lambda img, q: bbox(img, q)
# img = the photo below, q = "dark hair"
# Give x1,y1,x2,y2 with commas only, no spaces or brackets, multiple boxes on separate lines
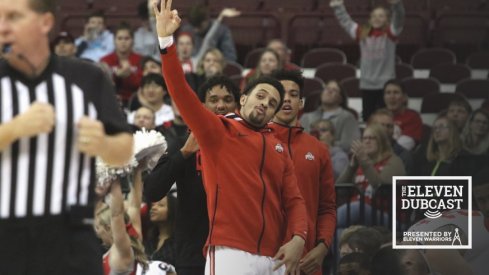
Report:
29,0,56,14
141,56,161,68
141,73,167,90
347,227,383,257
242,76,286,113
198,75,240,103
114,22,133,38
145,193,178,256
383,79,405,94
338,252,370,271
271,69,305,98
188,4,209,28
87,10,105,21
370,247,403,275
449,97,472,114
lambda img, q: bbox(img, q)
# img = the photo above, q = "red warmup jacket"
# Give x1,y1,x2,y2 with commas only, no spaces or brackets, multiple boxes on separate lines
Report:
161,44,307,257
100,52,142,102
270,123,336,252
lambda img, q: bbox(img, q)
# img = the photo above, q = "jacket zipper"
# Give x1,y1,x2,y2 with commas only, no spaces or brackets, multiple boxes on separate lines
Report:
287,128,293,158
208,184,219,243
257,134,267,254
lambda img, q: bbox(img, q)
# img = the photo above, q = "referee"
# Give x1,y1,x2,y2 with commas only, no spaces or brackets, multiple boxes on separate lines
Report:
0,0,133,275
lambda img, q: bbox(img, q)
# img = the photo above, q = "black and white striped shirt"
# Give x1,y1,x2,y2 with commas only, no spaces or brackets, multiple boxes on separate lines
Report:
0,56,131,220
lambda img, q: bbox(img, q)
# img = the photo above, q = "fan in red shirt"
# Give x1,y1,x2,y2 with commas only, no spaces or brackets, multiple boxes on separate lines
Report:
101,24,143,105
270,70,336,275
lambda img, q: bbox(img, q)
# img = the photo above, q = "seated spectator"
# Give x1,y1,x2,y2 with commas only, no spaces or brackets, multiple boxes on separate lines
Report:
301,80,361,152
180,4,237,61
144,194,177,265
128,74,174,127
383,79,422,150
101,24,143,106
345,227,383,258
267,39,300,71
311,119,349,180
337,124,406,227
369,108,413,175
399,249,431,275
370,247,403,275
338,225,366,258
52,31,76,57
177,8,240,74
131,106,156,132
75,11,114,62
134,1,159,60
338,253,371,275
185,48,226,91
128,56,163,112
412,114,476,176
446,97,472,133
242,48,282,88
461,109,489,155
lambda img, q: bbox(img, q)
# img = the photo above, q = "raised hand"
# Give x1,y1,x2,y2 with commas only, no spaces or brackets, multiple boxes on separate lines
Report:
218,8,241,20
329,0,344,7
152,0,181,37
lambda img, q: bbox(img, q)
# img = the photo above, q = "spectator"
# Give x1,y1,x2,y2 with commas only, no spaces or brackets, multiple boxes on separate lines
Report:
177,8,241,74
300,80,361,152
345,227,383,257
180,4,238,61
267,39,300,71
154,1,308,273
383,79,422,150
370,247,404,275
145,195,177,265
75,11,114,62
446,97,472,133
52,31,76,57
270,70,337,275
369,108,413,175
412,115,474,176
338,225,366,258
132,106,156,132
128,56,163,112
186,48,226,91
95,179,149,275
399,249,431,275
128,73,174,127
461,109,489,155
338,252,371,275
311,119,349,180
145,76,240,275
101,24,143,106
134,1,159,60
242,48,282,88
331,0,405,121
336,124,406,227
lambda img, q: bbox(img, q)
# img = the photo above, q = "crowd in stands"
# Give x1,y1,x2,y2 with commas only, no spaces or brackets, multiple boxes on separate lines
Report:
47,0,489,274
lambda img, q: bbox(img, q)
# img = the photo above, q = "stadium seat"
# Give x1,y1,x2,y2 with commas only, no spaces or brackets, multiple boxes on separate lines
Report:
467,51,489,79
301,48,347,68
244,48,265,68
303,78,325,98
229,75,243,89
402,77,440,98
396,63,414,80
429,63,471,92
421,93,465,124
455,79,489,99
262,0,313,11
223,62,243,77
411,48,456,70
208,0,261,12
303,89,322,113
340,77,361,98
315,63,357,83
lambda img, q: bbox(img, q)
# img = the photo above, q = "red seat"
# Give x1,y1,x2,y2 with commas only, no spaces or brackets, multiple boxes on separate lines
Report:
315,63,357,83
466,51,489,70
429,63,471,84
455,79,489,99
301,48,347,68
208,0,261,12
411,48,456,70
243,48,265,68
262,0,313,11
396,63,414,80
340,77,361,98
303,78,325,98
223,62,243,77
401,77,440,98
421,93,465,114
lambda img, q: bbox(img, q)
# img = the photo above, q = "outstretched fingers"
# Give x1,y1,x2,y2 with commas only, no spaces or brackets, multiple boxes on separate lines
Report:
165,0,172,11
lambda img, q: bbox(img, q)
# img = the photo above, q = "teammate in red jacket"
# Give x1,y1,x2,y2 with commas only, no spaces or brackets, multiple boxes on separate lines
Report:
270,70,336,275
152,1,308,274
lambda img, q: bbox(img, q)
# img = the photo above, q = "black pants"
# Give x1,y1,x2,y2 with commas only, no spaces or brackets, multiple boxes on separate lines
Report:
361,89,385,122
0,216,102,275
